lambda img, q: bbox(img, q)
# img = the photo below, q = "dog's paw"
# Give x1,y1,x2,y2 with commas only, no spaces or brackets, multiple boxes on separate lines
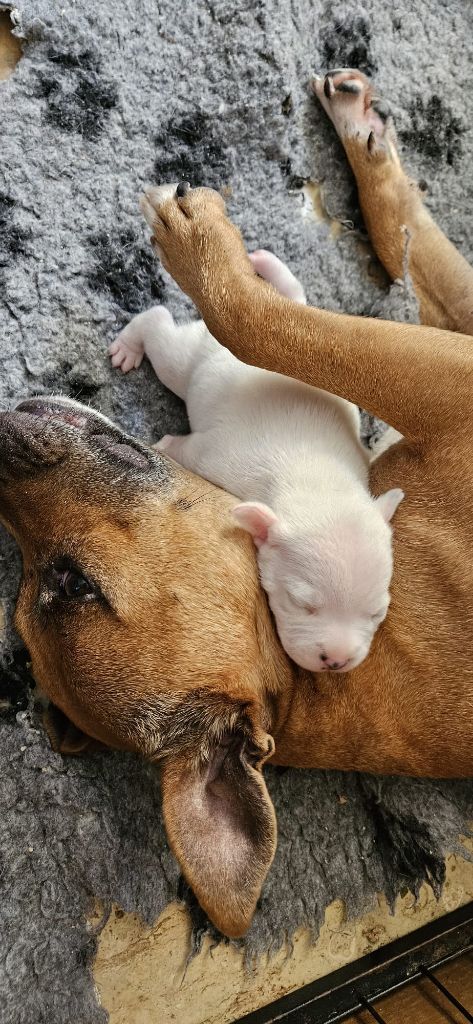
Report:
140,182,226,270
140,181,226,231
139,182,253,309
312,69,399,164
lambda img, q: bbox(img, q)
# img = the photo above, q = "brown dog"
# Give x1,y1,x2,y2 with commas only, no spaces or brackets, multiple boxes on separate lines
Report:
1,69,473,939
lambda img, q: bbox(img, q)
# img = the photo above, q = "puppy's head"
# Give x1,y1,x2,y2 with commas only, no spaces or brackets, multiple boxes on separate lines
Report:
0,397,284,937
233,491,403,673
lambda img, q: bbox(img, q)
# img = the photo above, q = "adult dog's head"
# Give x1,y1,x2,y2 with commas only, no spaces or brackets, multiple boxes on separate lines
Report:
0,397,293,937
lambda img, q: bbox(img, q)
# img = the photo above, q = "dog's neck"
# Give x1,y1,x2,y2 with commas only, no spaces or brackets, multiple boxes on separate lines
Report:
269,660,374,773
267,629,432,777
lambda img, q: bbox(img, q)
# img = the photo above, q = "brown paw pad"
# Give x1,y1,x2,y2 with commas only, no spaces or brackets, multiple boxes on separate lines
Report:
312,68,397,159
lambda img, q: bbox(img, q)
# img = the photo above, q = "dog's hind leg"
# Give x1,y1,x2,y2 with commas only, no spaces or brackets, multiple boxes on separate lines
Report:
313,70,473,336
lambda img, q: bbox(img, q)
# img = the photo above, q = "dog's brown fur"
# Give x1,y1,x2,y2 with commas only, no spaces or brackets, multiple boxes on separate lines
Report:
1,71,473,938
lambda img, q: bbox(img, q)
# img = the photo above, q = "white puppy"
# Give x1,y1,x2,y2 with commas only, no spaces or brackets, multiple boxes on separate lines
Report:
109,250,403,673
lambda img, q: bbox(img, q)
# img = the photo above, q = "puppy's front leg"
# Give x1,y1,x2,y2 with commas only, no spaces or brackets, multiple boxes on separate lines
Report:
141,186,473,445
109,306,209,403
109,306,175,374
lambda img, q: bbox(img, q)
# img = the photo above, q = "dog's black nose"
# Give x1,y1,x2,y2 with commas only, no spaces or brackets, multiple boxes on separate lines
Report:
0,410,68,480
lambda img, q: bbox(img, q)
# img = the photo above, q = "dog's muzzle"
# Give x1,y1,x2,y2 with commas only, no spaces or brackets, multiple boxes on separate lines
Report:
0,396,166,485
0,397,114,481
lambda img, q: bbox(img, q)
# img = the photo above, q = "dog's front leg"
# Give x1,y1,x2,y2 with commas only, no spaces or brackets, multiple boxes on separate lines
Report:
313,69,473,337
141,186,472,445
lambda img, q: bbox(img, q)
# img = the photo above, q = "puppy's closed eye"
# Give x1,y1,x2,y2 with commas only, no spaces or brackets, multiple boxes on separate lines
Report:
287,591,318,614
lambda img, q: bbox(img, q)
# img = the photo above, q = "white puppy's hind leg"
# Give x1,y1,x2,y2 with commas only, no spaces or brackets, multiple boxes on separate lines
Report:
249,250,307,305
154,431,205,474
144,317,210,401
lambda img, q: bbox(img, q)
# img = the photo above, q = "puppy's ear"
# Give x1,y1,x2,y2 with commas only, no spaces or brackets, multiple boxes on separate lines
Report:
160,723,276,938
375,488,405,523
232,501,278,547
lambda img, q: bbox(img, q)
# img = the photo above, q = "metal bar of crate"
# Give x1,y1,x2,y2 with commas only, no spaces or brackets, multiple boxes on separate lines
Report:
235,901,473,1024
419,964,473,1023
356,994,388,1023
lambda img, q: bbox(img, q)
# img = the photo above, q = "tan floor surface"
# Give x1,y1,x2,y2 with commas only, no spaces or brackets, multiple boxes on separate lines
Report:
94,846,473,1024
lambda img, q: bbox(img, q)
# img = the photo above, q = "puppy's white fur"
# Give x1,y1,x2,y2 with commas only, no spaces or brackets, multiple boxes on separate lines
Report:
110,251,403,673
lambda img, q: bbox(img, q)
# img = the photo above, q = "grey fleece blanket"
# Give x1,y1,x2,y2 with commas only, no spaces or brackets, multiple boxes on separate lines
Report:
1,1,473,1022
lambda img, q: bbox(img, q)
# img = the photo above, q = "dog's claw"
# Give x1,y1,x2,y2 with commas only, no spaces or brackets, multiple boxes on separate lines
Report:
324,75,335,99
140,184,179,229
176,181,191,198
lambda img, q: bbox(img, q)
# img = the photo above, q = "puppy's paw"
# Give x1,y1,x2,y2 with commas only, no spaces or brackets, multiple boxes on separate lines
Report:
154,434,188,464
312,69,399,165
109,330,145,373
249,250,306,305
154,434,175,451
109,307,175,374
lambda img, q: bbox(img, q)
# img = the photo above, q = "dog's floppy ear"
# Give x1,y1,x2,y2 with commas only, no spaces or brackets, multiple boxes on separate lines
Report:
43,704,102,755
160,719,276,938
